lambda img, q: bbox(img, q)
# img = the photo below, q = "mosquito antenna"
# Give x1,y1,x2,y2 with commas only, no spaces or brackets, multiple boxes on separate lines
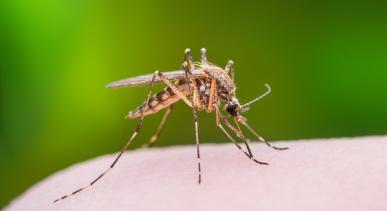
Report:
240,83,271,109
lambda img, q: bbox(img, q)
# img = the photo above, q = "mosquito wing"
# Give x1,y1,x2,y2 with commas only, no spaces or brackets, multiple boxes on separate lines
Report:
106,69,204,89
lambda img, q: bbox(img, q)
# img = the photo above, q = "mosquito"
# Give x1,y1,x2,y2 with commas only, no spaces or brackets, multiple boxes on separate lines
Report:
53,48,288,203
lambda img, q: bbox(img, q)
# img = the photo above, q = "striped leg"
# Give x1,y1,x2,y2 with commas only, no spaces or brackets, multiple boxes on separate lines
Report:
192,99,201,184
142,105,173,148
215,108,268,165
53,70,159,203
184,48,202,184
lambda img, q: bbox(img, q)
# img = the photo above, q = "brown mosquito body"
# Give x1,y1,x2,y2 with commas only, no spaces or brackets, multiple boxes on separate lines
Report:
53,48,288,203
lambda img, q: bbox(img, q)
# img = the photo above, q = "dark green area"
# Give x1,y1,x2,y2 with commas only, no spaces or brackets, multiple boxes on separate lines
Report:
1,0,386,207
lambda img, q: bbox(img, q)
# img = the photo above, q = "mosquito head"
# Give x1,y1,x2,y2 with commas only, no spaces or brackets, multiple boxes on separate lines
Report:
226,97,241,117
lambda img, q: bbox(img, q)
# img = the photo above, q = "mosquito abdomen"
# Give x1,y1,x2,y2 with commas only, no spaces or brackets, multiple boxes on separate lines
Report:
128,81,189,119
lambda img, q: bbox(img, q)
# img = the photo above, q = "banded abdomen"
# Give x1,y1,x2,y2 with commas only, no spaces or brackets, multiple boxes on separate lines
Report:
128,80,190,119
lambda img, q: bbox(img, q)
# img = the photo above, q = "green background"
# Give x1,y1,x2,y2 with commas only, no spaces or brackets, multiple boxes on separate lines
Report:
1,0,386,207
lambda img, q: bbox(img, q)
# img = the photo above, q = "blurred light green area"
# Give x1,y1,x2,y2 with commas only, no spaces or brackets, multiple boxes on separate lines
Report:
1,0,386,206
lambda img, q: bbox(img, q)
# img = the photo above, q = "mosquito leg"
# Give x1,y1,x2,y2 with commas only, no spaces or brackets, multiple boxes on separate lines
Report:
224,60,235,83
155,71,193,107
191,100,202,183
184,49,202,108
53,70,159,203
184,48,195,68
238,118,288,150
142,105,173,148
222,115,255,157
183,49,202,183
207,79,217,112
221,112,269,165
200,48,208,65
215,108,268,165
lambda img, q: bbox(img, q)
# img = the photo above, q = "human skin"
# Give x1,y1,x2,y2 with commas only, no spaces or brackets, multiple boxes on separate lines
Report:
4,136,387,211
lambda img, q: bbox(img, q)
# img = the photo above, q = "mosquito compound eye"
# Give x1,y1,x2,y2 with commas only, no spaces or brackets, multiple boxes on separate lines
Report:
226,104,238,116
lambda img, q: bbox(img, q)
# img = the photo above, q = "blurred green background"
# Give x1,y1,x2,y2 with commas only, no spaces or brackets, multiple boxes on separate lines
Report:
1,0,386,206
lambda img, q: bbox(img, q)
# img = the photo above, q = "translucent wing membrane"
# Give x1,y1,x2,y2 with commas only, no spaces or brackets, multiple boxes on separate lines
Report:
107,69,204,88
